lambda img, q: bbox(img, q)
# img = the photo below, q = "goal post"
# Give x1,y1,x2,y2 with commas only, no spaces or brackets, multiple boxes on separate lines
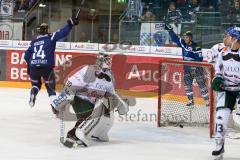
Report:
158,59,215,138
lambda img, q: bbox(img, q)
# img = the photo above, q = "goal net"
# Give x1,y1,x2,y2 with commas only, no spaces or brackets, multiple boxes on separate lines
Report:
158,59,215,137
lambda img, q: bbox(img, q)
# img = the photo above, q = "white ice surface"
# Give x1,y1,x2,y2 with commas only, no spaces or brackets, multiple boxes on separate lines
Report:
0,87,239,160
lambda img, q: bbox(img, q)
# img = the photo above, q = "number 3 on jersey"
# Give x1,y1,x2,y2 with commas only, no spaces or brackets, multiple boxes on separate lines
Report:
32,45,46,59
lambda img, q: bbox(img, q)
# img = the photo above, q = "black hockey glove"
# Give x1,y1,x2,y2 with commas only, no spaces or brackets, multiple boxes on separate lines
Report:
67,9,80,26
165,23,173,31
72,17,80,25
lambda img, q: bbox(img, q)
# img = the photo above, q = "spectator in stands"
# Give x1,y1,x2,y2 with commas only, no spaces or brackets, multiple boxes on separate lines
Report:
28,0,37,8
219,0,238,24
112,32,119,44
183,0,200,22
201,0,218,11
14,0,21,11
176,0,188,8
15,0,36,11
141,10,156,21
18,0,29,11
79,31,90,42
165,2,182,35
190,0,200,12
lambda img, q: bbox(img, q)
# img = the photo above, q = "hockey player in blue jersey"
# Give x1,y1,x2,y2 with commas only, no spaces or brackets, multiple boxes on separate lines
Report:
24,14,79,108
164,23,209,107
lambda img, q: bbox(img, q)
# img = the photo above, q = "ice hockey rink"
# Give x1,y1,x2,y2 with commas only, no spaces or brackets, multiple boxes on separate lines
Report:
0,87,240,160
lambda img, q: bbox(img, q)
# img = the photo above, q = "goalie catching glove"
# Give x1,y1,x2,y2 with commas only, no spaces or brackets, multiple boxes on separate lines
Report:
105,92,129,115
212,76,224,92
113,94,129,115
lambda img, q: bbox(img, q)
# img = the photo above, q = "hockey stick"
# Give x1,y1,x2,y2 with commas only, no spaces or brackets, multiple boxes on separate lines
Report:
227,132,240,139
60,107,65,144
58,0,86,145
74,0,85,20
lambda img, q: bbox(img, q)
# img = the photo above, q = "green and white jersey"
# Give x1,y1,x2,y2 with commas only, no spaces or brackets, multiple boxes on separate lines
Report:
68,65,116,104
215,47,240,86
209,43,225,63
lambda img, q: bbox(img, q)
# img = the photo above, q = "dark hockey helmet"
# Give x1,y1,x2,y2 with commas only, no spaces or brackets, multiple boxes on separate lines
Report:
96,52,112,70
37,23,48,35
183,31,193,38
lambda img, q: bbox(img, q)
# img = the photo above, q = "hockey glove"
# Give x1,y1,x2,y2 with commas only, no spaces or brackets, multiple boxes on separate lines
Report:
212,76,224,92
165,23,173,31
67,18,79,26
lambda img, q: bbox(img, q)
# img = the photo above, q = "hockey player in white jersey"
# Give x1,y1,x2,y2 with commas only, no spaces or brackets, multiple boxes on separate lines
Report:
211,27,240,159
208,28,233,63
51,52,129,148
208,43,225,63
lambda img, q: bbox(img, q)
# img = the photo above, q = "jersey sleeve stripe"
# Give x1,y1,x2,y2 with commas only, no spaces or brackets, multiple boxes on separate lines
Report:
51,32,56,41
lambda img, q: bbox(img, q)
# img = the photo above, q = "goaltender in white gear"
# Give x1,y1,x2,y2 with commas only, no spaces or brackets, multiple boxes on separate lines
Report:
51,52,129,147
212,27,240,159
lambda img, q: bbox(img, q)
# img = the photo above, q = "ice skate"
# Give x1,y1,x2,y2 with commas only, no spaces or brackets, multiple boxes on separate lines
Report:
29,86,39,108
186,100,194,107
91,134,109,142
205,100,210,107
63,129,88,148
212,142,224,160
29,93,37,107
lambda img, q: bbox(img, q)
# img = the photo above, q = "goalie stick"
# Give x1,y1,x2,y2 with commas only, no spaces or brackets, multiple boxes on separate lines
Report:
58,0,86,146
59,107,65,144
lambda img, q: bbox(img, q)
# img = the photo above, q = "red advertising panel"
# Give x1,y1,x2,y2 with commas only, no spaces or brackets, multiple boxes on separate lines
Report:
5,49,209,98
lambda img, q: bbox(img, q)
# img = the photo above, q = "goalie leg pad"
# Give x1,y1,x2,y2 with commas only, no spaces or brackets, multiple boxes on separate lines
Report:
75,98,114,145
90,110,114,142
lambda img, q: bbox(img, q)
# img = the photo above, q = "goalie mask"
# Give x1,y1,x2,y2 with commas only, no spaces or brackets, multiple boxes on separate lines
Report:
96,52,112,70
37,23,48,35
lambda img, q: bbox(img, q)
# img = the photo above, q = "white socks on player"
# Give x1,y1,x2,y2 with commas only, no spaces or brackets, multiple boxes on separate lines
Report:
214,108,231,150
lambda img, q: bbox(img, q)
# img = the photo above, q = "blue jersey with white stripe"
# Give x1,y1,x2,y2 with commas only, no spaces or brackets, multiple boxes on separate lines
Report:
169,30,203,62
24,23,73,68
